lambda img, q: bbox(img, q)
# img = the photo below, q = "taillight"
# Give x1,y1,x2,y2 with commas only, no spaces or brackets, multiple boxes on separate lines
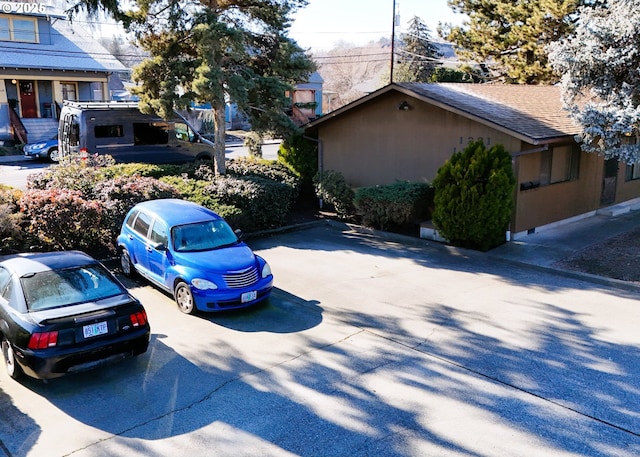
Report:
28,331,59,349
130,310,148,327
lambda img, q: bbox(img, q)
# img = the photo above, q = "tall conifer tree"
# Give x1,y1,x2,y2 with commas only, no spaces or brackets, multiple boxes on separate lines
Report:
442,0,582,83
77,0,315,175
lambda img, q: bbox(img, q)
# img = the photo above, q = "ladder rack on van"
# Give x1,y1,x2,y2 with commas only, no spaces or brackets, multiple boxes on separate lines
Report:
62,100,140,110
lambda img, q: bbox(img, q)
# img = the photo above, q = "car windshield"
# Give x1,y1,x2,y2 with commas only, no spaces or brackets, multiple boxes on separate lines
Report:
172,219,238,252
21,265,126,311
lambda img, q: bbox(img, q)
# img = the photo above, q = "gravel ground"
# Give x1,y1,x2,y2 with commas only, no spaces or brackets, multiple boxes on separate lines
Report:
553,226,640,283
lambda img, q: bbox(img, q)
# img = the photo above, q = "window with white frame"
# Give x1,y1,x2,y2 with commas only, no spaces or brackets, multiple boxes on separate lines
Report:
0,15,37,42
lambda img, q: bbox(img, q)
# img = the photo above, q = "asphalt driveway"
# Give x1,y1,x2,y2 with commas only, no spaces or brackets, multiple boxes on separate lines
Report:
1,222,639,456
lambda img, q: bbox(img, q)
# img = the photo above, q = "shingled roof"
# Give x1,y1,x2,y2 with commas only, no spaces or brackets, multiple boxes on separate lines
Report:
0,18,125,73
308,82,580,145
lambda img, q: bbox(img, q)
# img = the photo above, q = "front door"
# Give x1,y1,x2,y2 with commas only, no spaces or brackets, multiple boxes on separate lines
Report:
600,158,618,206
19,80,37,118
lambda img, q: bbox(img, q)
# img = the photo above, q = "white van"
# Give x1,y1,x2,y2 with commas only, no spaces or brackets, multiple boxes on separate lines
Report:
58,101,215,163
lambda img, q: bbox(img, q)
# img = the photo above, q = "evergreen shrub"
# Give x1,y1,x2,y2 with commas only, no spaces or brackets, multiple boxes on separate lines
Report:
354,181,433,230
208,176,294,231
94,175,181,237
432,140,515,251
278,134,318,190
312,170,354,219
19,188,108,252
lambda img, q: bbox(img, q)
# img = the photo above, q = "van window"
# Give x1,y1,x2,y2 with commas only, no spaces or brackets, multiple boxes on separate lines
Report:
175,122,195,143
95,125,124,138
133,122,169,145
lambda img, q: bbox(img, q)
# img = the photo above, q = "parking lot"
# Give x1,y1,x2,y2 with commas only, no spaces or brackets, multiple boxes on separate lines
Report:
2,222,640,456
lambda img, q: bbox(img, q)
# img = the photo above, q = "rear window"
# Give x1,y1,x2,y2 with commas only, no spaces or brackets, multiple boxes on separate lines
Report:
21,265,126,311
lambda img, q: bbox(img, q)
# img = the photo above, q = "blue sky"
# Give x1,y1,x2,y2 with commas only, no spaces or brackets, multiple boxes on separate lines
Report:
288,0,466,51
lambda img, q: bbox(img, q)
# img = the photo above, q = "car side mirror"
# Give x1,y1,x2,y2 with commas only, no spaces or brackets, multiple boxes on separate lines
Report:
152,242,167,251
234,229,244,241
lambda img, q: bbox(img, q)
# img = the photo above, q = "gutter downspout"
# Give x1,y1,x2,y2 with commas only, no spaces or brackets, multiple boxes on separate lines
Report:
304,135,323,209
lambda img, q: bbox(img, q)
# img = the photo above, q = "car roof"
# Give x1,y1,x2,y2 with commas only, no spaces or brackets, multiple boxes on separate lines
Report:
131,199,223,226
0,251,98,277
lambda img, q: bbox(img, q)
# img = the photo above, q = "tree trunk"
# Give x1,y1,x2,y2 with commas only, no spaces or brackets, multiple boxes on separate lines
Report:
212,102,226,175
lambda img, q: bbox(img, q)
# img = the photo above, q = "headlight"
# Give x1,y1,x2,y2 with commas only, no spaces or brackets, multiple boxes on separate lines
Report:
31,142,46,150
191,278,218,290
262,262,272,278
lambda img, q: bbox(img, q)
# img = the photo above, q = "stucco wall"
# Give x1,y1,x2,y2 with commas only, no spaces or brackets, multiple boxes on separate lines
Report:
318,91,520,187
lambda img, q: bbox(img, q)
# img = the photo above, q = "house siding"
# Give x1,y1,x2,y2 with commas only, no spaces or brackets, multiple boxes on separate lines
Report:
310,83,640,240
513,151,602,233
320,90,520,187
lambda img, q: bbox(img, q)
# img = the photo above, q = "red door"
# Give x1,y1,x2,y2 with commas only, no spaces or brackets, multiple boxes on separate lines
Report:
19,80,37,118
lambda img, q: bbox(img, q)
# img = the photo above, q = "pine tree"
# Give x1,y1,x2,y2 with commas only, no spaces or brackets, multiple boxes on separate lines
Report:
393,16,442,83
548,0,640,163
78,0,315,175
441,0,583,84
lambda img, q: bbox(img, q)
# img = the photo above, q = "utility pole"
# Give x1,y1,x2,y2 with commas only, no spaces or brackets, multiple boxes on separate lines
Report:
390,0,396,84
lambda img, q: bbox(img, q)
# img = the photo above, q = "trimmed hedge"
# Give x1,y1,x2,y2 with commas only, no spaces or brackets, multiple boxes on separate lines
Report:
3,154,308,255
207,175,294,231
95,175,181,237
354,181,433,230
19,188,108,252
313,170,355,219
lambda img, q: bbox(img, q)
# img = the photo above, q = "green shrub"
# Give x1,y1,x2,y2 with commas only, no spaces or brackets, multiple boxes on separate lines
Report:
278,134,318,189
432,140,515,251
208,175,294,231
26,154,116,198
227,157,300,197
94,175,181,238
243,131,263,157
313,170,355,219
0,187,24,253
160,175,221,208
19,188,108,252
354,181,433,230
100,163,170,180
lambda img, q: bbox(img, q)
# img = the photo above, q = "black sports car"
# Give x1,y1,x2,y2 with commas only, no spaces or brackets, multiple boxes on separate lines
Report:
0,251,150,381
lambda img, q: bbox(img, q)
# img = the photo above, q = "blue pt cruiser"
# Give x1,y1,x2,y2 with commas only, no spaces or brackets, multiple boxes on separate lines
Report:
117,199,273,314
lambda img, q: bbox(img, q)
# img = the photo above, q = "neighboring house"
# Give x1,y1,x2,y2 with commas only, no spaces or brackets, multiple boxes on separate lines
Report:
305,82,640,239
0,1,126,144
288,71,323,125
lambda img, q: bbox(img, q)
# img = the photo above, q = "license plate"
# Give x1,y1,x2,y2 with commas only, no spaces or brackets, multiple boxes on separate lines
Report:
83,321,108,339
241,291,257,303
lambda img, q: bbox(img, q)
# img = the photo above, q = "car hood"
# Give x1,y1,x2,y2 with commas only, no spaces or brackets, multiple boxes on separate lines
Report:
172,243,257,273
27,294,136,325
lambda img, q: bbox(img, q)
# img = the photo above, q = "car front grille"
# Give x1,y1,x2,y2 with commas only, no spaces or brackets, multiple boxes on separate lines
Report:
223,267,259,288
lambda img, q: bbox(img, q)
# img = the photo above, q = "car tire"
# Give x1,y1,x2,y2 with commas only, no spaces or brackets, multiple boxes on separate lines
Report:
120,249,135,277
174,281,195,314
2,338,23,380
48,148,59,163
